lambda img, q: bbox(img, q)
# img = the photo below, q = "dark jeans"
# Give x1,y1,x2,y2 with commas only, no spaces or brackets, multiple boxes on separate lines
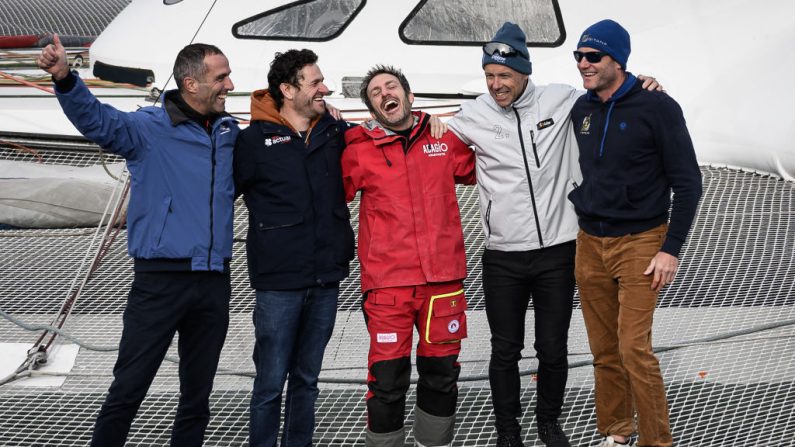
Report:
482,242,575,435
91,270,230,447
249,285,338,447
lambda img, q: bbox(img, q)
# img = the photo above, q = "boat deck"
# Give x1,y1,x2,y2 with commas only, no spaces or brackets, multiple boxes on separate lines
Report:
1,141,793,445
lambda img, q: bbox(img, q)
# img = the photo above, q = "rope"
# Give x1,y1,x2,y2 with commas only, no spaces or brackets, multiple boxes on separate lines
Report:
0,0,222,387
0,71,54,94
2,303,792,386
0,139,44,162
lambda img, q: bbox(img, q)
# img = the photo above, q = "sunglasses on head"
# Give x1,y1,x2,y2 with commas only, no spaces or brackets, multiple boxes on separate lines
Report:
483,42,517,57
573,51,607,63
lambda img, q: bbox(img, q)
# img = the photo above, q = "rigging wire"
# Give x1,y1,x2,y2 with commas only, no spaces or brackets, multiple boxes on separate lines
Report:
0,0,222,387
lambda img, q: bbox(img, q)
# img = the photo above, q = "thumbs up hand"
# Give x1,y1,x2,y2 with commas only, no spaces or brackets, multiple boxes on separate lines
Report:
37,33,70,80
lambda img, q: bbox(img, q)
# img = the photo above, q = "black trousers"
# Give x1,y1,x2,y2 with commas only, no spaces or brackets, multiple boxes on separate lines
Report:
482,242,576,435
90,270,230,447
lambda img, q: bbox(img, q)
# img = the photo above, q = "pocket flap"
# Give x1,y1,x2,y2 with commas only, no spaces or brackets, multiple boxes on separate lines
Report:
369,291,395,306
256,213,303,231
431,290,466,317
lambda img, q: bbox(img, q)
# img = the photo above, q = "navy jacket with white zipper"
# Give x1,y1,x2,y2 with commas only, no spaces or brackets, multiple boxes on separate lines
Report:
234,90,355,290
568,73,702,257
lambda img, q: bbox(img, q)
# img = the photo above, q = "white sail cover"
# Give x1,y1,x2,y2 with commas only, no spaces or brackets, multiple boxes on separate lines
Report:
0,161,126,228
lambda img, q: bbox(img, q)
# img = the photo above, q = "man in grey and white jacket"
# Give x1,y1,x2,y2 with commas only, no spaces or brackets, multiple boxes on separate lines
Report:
447,22,659,447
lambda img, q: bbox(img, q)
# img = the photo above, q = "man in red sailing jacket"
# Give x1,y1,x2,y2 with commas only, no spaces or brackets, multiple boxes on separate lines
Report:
341,65,476,447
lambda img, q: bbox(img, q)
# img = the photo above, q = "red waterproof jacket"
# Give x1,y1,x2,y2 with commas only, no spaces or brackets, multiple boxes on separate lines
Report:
341,111,476,292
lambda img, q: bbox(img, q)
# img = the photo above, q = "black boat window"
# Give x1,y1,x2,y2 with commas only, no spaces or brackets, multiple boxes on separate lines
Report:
399,0,565,47
233,0,365,41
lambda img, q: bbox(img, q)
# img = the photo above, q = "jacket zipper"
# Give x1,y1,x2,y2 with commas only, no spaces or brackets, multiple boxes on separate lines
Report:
513,108,544,247
485,199,492,238
529,129,540,168
207,121,217,269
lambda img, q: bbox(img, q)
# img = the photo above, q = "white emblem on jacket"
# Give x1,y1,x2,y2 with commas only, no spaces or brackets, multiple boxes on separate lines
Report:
264,135,292,146
423,142,448,157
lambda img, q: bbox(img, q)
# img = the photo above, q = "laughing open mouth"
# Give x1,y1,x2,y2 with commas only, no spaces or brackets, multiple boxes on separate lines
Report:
383,98,399,112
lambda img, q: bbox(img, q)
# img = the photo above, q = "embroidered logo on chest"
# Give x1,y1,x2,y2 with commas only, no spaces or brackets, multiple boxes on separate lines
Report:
264,135,291,146
579,114,592,135
493,125,508,140
423,141,448,157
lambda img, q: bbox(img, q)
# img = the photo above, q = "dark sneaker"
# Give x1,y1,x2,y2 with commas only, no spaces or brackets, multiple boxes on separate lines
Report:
537,420,571,447
496,432,525,447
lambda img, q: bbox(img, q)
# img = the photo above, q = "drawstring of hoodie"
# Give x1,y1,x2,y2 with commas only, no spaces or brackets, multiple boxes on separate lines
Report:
380,147,393,167
599,101,616,157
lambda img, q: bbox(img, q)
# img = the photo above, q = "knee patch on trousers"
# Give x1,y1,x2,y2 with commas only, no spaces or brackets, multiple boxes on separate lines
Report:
368,357,411,433
416,355,460,417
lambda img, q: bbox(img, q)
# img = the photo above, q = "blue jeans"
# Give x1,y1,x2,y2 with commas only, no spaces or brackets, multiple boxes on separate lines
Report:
249,285,339,447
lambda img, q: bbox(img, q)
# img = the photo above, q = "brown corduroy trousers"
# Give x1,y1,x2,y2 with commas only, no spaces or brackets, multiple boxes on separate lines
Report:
575,224,673,447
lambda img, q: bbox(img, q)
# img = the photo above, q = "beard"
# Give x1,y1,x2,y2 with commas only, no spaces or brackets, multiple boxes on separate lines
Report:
372,98,413,130
297,93,325,120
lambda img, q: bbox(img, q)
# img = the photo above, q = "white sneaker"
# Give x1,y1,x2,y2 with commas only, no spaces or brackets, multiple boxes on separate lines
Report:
596,436,635,447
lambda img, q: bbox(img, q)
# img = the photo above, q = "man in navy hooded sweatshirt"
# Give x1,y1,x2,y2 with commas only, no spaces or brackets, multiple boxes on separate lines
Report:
568,20,702,447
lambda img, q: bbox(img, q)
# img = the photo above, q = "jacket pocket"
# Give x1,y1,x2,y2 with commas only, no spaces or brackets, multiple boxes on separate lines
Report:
253,212,305,274
256,213,303,231
484,199,493,239
153,196,172,249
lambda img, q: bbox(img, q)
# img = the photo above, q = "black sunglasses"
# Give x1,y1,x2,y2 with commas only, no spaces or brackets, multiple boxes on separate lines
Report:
573,51,607,63
483,42,517,57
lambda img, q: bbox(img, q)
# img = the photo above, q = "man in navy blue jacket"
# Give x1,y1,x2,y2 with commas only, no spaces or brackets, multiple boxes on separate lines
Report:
567,20,702,447
38,36,238,446
233,49,355,447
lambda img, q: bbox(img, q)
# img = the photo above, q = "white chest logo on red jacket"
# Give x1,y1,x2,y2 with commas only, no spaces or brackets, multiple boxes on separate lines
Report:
448,320,460,334
423,142,448,157
264,135,291,146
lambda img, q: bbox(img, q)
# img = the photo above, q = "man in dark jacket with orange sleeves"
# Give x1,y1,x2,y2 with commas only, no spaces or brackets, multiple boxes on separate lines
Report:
341,65,476,447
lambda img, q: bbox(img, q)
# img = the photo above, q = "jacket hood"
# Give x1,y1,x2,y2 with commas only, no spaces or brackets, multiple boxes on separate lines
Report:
250,89,289,125
586,72,638,103
345,111,427,146
250,89,323,135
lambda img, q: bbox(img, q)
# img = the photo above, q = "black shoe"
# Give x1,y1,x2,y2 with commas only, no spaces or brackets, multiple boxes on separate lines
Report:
496,432,525,447
537,420,571,447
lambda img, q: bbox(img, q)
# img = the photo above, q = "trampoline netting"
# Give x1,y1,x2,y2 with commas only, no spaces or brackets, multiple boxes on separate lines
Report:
0,140,793,446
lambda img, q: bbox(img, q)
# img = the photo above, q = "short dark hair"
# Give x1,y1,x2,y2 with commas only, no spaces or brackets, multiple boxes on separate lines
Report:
360,65,411,113
173,43,224,92
267,49,319,109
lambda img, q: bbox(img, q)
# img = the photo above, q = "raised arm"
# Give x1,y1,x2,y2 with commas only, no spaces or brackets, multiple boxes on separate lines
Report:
38,34,145,160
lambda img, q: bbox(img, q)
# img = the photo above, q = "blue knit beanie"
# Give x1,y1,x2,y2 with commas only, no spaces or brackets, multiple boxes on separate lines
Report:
482,22,532,75
577,19,631,69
